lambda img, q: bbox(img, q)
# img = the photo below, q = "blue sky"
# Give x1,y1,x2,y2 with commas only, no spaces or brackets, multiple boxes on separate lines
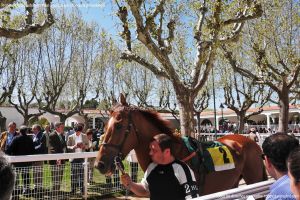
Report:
55,0,119,37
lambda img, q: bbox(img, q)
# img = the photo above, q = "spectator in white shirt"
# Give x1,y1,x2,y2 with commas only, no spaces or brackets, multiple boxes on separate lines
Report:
67,124,89,194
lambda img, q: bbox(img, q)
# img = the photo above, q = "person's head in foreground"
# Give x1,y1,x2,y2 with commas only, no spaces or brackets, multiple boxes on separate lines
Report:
287,148,300,200
262,133,299,200
0,153,15,200
262,133,299,178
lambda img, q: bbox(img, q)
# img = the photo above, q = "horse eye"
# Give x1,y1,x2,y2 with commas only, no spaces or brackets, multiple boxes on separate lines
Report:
116,115,122,121
115,123,123,130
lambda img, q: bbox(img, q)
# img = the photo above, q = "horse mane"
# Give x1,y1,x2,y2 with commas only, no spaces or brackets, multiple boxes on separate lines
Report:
112,104,174,136
138,109,174,136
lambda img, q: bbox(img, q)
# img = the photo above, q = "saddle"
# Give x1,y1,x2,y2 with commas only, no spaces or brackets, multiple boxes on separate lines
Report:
182,136,206,195
182,136,235,194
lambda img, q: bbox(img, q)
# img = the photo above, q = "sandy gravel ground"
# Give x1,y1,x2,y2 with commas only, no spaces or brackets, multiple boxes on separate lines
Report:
105,194,148,200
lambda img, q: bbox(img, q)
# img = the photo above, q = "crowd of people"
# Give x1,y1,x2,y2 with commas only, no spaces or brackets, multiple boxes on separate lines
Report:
197,124,272,134
1,121,300,200
0,121,140,200
0,121,103,199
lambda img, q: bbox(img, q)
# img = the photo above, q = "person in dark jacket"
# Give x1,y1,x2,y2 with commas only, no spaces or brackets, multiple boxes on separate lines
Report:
0,121,19,153
32,124,47,193
49,122,67,196
7,125,35,196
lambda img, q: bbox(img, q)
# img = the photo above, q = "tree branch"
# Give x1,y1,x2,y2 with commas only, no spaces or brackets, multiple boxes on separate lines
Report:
222,45,281,93
0,0,54,39
116,2,132,51
121,50,169,79
287,61,300,89
223,2,263,25
0,0,17,9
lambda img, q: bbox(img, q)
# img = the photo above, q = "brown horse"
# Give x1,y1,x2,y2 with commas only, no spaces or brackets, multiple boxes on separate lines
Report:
96,97,267,195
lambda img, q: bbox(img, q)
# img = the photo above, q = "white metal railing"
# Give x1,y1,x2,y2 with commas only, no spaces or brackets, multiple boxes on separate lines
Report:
7,152,125,200
196,180,275,200
200,124,300,134
6,151,277,199
196,133,300,144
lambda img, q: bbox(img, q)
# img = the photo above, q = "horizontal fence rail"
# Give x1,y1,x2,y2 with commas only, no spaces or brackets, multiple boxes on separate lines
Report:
196,180,275,200
7,152,97,163
196,133,300,145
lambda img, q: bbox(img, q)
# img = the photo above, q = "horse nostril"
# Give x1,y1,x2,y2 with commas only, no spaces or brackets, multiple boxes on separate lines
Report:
97,161,106,174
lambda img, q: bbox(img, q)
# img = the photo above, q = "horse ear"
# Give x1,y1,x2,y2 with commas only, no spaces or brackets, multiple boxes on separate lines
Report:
120,93,128,106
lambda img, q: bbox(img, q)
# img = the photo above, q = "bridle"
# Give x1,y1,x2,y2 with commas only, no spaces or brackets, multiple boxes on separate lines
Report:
100,109,139,160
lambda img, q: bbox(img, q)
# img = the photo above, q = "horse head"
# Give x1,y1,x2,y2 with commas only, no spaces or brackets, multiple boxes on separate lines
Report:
95,94,140,175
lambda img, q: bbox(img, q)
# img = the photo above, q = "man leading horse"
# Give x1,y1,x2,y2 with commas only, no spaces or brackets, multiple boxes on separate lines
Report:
121,133,199,200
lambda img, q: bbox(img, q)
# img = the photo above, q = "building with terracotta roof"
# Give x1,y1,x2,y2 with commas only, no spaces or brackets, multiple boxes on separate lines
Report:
0,105,299,133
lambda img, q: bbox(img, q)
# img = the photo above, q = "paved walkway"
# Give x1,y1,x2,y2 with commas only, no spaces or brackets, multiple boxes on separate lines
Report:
107,195,148,200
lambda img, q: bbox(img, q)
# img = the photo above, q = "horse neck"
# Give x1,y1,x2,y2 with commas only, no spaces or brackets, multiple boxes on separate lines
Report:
134,145,151,172
132,114,162,171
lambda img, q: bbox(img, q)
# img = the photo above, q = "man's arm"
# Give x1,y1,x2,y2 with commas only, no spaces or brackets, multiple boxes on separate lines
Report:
34,133,47,154
5,137,16,155
121,173,150,197
0,132,7,151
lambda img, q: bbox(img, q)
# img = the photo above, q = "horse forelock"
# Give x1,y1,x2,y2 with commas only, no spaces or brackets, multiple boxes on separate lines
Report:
111,103,124,113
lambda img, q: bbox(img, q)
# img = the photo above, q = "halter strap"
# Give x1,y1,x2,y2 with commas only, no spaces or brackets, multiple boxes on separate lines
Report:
181,151,197,162
100,110,139,160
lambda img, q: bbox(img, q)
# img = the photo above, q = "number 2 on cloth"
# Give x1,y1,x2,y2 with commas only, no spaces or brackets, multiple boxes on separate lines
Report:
219,147,230,164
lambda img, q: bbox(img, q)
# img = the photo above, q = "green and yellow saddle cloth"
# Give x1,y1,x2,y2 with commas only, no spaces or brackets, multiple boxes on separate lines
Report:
182,136,235,172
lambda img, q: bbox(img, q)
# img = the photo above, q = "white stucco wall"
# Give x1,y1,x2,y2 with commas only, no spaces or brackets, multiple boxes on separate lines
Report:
0,106,83,128
0,107,25,127
65,114,85,127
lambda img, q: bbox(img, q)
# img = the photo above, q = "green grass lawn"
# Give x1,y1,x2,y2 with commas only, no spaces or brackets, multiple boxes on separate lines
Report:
15,161,144,199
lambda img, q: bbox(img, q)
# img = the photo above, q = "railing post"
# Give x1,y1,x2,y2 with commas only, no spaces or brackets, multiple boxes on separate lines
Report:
84,158,88,200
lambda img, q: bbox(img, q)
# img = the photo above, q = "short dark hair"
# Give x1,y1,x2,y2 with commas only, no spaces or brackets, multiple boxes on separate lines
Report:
0,153,15,200
262,133,299,172
74,124,83,132
153,134,174,155
54,122,64,129
287,147,300,184
19,125,28,135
